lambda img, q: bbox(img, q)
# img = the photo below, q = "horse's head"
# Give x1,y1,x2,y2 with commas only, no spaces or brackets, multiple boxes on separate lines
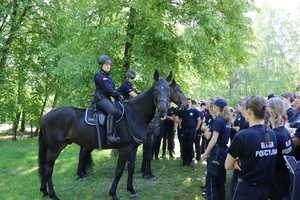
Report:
153,70,171,119
166,71,188,110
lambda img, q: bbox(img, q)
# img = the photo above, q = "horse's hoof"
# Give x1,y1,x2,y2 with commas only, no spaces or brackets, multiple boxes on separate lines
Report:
143,174,156,181
111,196,119,200
40,188,49,197
129,192,139,198
49,194,61,200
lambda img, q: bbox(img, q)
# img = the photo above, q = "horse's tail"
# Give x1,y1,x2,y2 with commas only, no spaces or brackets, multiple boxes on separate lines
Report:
38,125,47,179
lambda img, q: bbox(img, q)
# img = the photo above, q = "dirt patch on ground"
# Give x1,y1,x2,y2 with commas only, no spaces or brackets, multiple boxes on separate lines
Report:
0,134,33,141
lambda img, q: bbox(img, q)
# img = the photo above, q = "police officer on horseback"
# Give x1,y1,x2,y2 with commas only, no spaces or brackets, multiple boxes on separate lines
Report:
94,55,123,144
118,70,138,100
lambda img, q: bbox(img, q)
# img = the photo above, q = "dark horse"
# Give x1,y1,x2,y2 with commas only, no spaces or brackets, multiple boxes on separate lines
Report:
38,70,172,200
76,76,188,179
140,78,187,178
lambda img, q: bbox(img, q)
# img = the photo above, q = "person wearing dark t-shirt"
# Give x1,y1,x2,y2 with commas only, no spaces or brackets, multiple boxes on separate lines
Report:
268,97,293,200
225,96,278,200
292,126,300,160
192,100,204,161
230,99,249,199
117,70,138,100
178,98,202,166
161,107,176,158
202,98,231,200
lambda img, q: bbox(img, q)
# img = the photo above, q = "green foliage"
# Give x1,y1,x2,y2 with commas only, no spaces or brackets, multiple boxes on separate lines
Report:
0,0,254,126
188,5,300,106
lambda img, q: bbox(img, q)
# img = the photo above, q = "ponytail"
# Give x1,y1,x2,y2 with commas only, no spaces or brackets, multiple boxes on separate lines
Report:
245,96,270,144
263,105,270,144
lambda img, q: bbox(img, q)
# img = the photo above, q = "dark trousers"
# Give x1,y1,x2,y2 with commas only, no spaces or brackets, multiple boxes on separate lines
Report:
182,129,195,165
177,128,183,158
96,98,121,134
161,125,175,157
206,145,227,200
206,172,226,200
95,98,120,117
270,170,291,200
232,180,270,200
194,132,201,160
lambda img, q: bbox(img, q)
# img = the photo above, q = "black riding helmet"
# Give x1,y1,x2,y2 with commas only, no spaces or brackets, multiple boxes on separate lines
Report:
126,70,136,79
97,55,112,65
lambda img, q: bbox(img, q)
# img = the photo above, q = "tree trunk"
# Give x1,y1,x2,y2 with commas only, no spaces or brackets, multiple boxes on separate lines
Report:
122,7,136,72
12,111,21,140
20,111,26,133
52,91,59,108
30,120,33,137
33,95,48,137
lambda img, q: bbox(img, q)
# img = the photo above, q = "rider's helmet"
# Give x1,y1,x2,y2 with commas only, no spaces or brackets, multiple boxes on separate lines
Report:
98,55,112,65
126,70,136,80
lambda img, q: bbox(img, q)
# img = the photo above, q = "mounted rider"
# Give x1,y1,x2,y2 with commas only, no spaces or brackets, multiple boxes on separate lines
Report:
94,55,123,144
118,70,138,100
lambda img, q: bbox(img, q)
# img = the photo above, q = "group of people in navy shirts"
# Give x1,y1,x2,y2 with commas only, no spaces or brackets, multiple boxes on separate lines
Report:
153,89,300,200
94,55,300,200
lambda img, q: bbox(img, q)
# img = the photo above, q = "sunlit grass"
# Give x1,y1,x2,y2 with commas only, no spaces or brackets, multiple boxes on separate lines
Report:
0,138,207,200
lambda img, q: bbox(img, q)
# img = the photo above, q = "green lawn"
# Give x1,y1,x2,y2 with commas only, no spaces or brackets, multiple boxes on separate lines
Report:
0,138,207,200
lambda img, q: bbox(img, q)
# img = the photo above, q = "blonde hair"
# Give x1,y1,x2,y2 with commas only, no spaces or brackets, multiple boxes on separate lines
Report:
267,97,287,128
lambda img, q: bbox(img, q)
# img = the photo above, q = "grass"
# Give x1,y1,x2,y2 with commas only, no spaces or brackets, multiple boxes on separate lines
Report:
0,138,207,200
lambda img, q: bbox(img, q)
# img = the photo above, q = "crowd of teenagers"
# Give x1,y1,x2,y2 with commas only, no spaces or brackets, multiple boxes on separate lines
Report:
153,86,300,200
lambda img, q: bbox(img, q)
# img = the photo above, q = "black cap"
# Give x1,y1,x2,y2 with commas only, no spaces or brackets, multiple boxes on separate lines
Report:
214,98,227,108
98,55,112,65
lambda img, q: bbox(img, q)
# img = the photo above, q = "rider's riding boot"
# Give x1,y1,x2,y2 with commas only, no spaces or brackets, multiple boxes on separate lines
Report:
107,114,120,144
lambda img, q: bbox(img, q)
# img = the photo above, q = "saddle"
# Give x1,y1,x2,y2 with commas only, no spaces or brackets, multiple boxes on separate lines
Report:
84,108,106,126
84,102,125,149
84,102,124,127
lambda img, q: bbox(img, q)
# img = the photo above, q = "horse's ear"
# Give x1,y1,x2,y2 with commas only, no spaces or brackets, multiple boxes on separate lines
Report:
171,79,176,87
166,71,173,82
153,69,160,81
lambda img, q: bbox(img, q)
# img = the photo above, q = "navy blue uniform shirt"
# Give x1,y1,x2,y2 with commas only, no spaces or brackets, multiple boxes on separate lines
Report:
95,70,119,100
294,127,300,160
295,126,300,139
117,80,134,100
234,113,249,130
212,116,230,147
288,108,300,128
203,109,214,130
273,126,293,171
179,108,201,130
228,125,278,184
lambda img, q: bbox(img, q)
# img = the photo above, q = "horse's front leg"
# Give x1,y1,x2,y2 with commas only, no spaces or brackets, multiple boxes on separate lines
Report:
127,145,139,198
109,149,127,200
